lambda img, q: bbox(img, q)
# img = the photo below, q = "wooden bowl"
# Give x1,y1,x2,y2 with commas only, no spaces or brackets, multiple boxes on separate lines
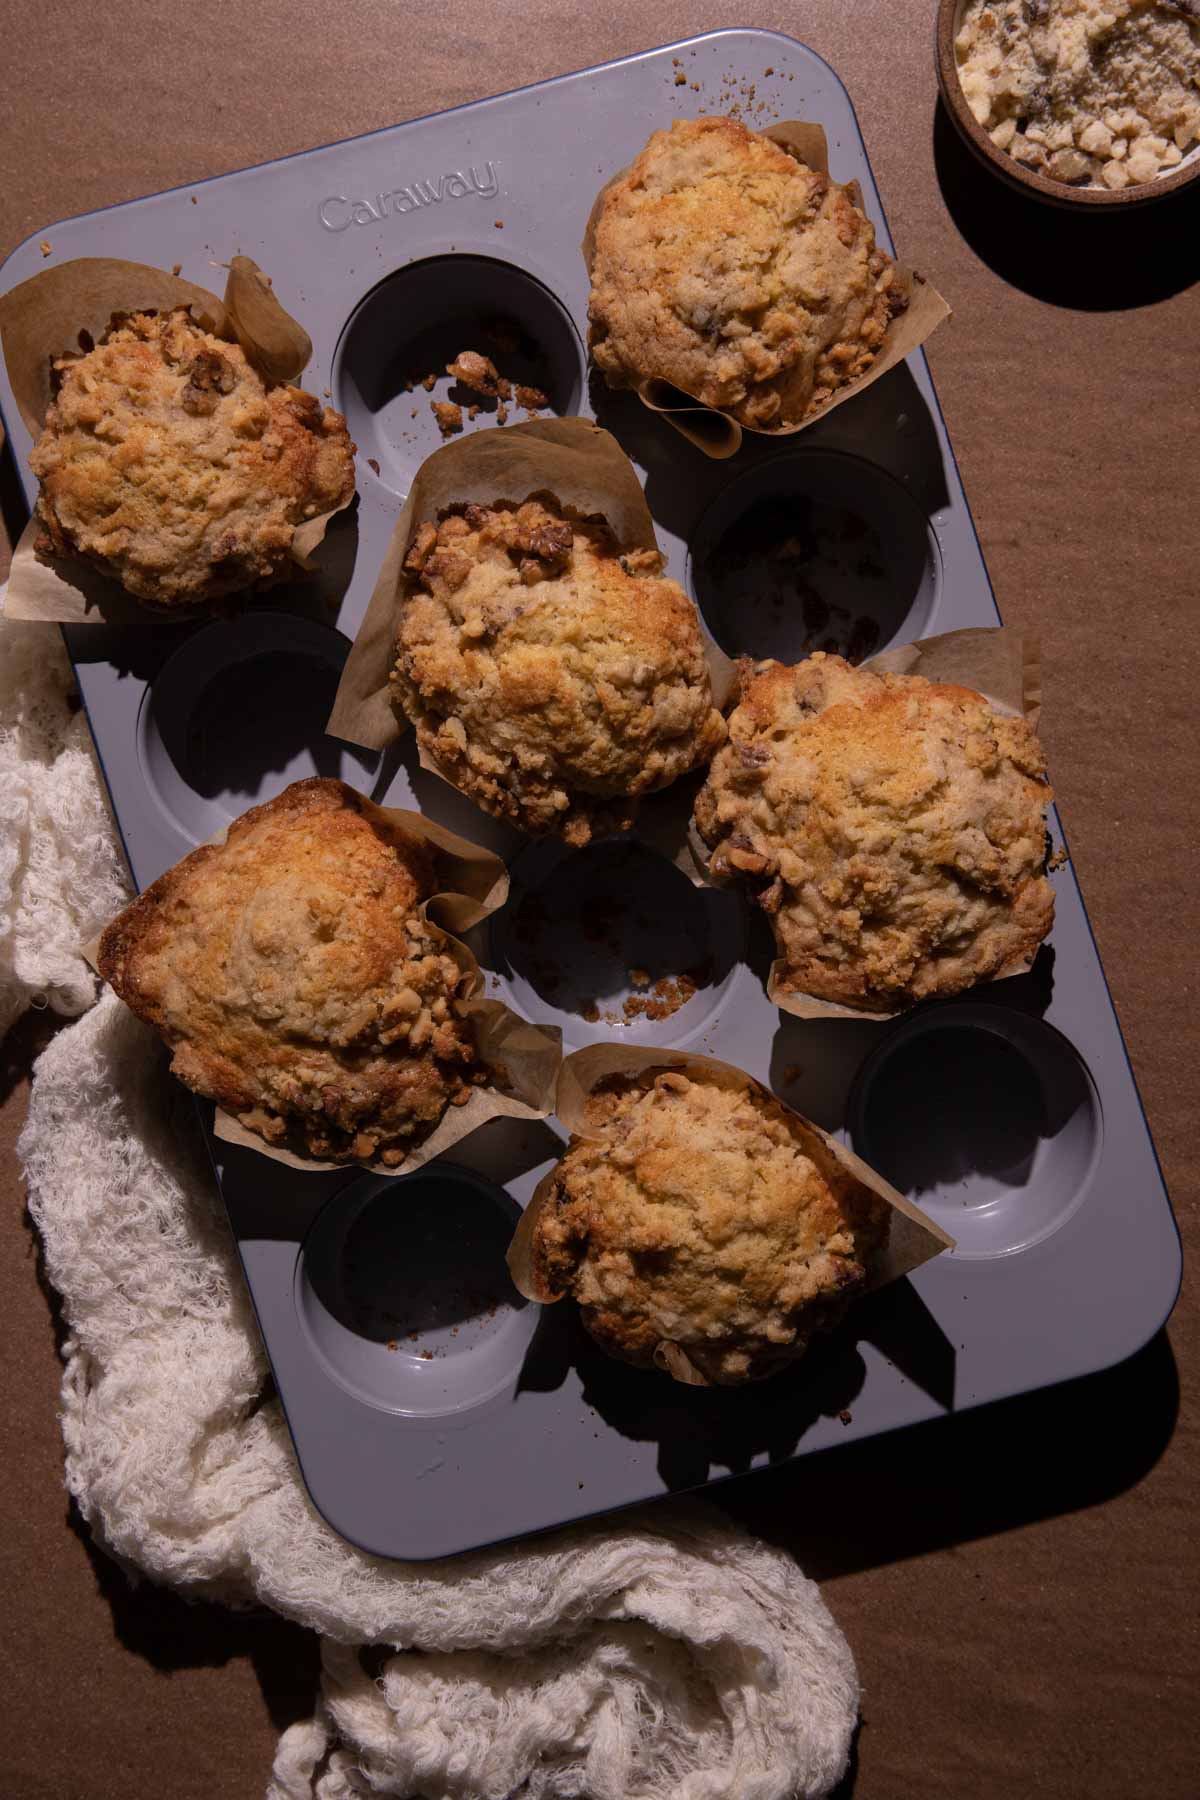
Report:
935,0,1200,209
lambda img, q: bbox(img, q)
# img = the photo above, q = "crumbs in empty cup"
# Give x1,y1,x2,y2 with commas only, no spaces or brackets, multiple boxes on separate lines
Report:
955,0,1200,190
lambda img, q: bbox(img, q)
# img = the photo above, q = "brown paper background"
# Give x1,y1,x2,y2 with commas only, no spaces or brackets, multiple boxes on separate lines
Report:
1,10,1196,1799
0,256,347,623
508,1043,952,1369
86,790,559,1175
327,414,735,750
584,118,952,459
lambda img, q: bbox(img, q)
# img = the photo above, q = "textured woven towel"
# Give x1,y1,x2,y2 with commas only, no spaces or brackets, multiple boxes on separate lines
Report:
2,609,859,1799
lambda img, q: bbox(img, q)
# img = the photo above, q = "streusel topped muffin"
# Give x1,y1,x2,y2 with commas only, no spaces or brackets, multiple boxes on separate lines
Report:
587,116,903,430
30,308,354,608
98,779,479,1164
391,495,726,845
519,1067,890,1384
694,653,1054,1011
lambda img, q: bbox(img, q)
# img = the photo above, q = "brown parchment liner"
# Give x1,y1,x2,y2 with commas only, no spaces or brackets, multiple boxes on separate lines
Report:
0,255,349,624
85,790,561,1177
326,414,736,754
687,626,1047,1022
507,1043,953,1386
582,120,952,461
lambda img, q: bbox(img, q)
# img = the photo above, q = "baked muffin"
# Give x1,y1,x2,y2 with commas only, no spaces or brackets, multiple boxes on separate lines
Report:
588,116,903,431
30,308,355,608
390,495,726,845
97,778,479,1164
518,1068,890,1384
694,653,1054,1011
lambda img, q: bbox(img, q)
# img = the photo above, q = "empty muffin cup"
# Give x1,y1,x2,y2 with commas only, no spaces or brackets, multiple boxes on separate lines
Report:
687,447,939,664
296,1164,536,1416
494,836,743,1047
848,1003,1101,1259
137,612,379,844
333,255,586,494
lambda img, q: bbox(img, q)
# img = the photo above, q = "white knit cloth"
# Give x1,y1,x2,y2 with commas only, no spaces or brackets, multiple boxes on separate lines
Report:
2,609,859,1799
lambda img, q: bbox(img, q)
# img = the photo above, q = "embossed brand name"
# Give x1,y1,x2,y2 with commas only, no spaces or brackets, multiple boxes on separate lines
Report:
319,163,499,232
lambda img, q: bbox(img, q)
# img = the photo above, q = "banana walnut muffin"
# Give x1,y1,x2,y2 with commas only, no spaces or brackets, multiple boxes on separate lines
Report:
30,308,355,608
390,495,726,845
587,115,904,431
97,779,480,1164
694,653,1054,1012
518,1067,890,1384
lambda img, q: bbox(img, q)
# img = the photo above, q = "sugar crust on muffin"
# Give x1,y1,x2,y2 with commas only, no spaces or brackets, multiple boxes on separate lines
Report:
97,778,479,1164
30,308,355,608
587,115,903,431
524,1068,890,1384
390,495,726,845
694,653,1054,1011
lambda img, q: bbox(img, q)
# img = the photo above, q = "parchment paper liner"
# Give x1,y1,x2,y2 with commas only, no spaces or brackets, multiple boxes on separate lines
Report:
507,1042,954,1386
686,626,1046,1022
0,256,350,624
583,120,952,461
326,414,736,754
85,789,561,1177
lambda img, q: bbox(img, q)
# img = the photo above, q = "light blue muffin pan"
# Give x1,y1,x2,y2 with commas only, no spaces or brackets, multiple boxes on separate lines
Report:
0,30,1179,1559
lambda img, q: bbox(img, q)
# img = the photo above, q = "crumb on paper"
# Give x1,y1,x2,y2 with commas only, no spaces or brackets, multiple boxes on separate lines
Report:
366,456,381,476
431,400,464,436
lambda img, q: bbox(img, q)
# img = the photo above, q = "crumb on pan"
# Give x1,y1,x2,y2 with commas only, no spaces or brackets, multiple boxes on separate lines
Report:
527,1069,889,1383
96,777,482,1164
391,496,725,845
29,308,355,609
955,0,1200,190
587,115,904,429
694,652,1054,1011
431,399,464,436
446,350,511,399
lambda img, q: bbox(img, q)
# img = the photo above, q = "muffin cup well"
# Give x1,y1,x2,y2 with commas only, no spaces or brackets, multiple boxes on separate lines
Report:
0,256,351,623
583,119,952,461
86,782,561,1176
325,413,735,750
687,625,1048,1022
507,1042,953,1386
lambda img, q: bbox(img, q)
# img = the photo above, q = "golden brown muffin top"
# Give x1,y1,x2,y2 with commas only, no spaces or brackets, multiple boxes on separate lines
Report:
97,778,479,1165
694,653,1054,1011
528,1069,890,1384
30,309,355,609
390,496,726,845
588,116,901,430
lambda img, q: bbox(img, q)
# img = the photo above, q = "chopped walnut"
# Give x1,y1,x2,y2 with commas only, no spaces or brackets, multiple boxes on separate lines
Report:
181,349,236,416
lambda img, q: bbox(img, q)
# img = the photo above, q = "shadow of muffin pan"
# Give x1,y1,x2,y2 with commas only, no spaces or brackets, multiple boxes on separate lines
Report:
296,1164,535,1417
687,448,940,664
848,1004,1102,1260
333,255,586,495
137,612,379,844
494,835,743,1046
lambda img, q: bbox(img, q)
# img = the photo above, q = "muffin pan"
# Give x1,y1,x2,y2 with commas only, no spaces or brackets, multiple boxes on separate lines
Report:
0,28,1180,1560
